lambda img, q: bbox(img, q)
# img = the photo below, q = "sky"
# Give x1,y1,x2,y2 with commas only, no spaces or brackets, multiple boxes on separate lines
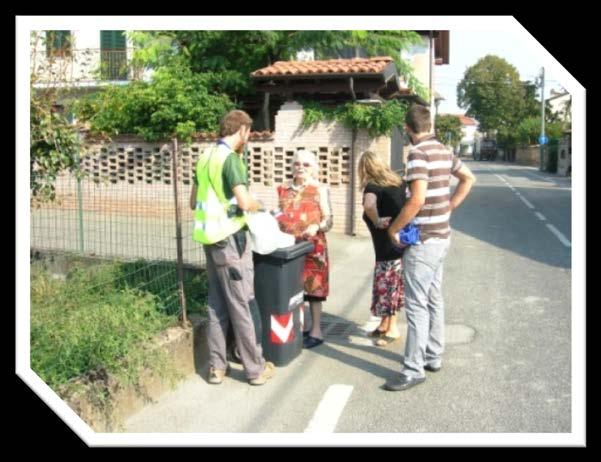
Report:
434,28,568,117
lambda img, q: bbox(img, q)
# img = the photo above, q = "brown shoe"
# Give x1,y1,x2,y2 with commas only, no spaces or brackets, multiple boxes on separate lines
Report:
208,365,230,384
374,335,401,347
249,362,276,386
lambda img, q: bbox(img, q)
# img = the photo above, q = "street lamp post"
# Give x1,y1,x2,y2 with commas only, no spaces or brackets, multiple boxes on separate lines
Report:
540,67,546,171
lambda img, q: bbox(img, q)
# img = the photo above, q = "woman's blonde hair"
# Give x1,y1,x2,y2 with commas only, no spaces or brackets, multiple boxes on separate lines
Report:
358,151,403,189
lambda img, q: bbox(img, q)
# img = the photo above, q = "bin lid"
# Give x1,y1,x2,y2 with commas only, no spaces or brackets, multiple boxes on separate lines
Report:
266,240,314,260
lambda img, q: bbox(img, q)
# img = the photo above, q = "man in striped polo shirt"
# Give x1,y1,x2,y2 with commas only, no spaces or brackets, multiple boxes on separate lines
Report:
384,105,476,392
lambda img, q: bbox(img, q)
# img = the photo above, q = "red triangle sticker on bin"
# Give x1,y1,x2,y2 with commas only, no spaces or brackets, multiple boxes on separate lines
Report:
271,313,295,344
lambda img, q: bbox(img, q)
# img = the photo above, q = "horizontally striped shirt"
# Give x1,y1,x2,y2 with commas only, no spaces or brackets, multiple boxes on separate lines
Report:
406,134,462,241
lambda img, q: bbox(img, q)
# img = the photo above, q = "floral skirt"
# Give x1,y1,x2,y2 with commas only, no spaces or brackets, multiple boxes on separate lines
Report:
371,259,405,317
301,232,329,300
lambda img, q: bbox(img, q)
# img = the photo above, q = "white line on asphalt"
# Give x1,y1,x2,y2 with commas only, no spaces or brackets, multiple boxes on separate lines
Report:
517,195,536,209
546,224,571,248
494,174,508,184
304,385,353,433
492,167,571,190
490,167,571,250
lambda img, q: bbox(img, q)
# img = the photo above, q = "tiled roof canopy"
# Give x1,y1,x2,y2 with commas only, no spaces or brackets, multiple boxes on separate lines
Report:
457,115,478,126
251,57,396,78
249,56,422,102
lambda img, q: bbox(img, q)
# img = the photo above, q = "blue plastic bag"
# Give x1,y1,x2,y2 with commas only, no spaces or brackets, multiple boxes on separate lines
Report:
397,223,420,246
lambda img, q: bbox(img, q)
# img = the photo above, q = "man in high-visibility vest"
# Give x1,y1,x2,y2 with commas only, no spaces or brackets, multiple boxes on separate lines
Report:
190,110,275,386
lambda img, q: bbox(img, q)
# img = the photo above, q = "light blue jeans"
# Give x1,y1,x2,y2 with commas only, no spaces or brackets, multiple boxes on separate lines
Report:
400,238,451,379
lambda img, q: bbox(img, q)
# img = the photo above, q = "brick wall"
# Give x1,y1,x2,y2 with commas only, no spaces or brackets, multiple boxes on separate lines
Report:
40,101,393,242
515,145,541,167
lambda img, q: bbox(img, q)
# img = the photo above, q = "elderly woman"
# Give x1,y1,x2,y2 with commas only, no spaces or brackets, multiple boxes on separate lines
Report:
276,150,333,349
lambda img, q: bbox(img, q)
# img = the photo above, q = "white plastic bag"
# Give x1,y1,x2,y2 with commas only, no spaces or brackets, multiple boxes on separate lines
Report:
245,211,295,255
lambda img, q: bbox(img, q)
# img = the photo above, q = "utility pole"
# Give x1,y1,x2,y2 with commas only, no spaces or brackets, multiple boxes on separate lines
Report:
540,67,546,171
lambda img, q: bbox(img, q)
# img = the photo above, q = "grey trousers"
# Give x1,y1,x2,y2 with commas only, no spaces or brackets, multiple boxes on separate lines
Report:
204,231,265,380
400,238,451,379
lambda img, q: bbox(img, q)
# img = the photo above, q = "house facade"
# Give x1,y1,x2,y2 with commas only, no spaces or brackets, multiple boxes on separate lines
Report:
31,31,452,240
458,115,479,156
547,88,571,123
31,30,141,89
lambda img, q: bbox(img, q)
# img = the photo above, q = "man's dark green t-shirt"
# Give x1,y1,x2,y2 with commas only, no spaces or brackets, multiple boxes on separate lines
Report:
194,145,248,200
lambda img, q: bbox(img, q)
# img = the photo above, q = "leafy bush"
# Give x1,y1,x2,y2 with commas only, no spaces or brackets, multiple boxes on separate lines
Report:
30,263,183,392
435,114,463,148
75,65,235,142
300,100,409,137
516,117,564,146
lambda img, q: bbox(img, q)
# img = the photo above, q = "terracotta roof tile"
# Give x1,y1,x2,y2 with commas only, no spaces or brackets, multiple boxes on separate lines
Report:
441,114,478,126
251,57,395,78
457,115,478,126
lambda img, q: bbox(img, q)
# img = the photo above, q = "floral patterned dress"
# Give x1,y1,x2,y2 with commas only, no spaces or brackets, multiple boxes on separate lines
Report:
276,183,329,300
371,260,405,317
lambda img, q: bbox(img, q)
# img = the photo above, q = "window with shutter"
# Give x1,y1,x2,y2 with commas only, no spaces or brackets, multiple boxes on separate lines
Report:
100,31,127,80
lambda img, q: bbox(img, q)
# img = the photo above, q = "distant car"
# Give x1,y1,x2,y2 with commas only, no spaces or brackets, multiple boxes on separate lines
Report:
476,139,497,161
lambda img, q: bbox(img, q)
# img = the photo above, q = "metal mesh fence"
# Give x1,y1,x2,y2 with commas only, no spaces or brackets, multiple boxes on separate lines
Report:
30,140,206,320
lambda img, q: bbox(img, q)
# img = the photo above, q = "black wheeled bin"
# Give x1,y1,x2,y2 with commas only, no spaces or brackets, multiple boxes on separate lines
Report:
253,240,314,366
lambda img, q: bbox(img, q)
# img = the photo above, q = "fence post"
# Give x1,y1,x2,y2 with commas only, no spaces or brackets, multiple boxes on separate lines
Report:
74,139,85,254
76,174,84,253
172,138,188,327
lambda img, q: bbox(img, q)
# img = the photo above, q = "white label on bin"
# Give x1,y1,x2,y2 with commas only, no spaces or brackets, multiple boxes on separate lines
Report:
289,291,305,311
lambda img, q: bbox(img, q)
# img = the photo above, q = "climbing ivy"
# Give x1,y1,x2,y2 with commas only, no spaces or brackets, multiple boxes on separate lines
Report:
300,100,409,137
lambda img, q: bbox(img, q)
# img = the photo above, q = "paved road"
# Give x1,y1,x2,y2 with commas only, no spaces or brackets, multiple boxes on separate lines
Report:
121,160,574,438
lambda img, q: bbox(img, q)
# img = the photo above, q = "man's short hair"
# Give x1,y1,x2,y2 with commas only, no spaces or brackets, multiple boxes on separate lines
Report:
405,104,432,133
220,110,253,137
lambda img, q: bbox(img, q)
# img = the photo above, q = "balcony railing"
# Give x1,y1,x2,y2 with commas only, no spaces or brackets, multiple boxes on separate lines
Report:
31,48,143,85
100,49,128,80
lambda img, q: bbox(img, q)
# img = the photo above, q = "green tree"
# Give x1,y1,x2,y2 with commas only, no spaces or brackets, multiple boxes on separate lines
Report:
301,99,409,137
76,65,235,142
522,80,541,119
434,114,463,148
129,30,426,99
516,116,564,145
457,55,527,135
30,31,84,201
78,31,425,142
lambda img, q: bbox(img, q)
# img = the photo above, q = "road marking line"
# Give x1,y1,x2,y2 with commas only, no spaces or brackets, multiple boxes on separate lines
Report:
494,174,508,184
517,195,535,209
491,167,570,250
546,224,571,248
304,385,353,433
